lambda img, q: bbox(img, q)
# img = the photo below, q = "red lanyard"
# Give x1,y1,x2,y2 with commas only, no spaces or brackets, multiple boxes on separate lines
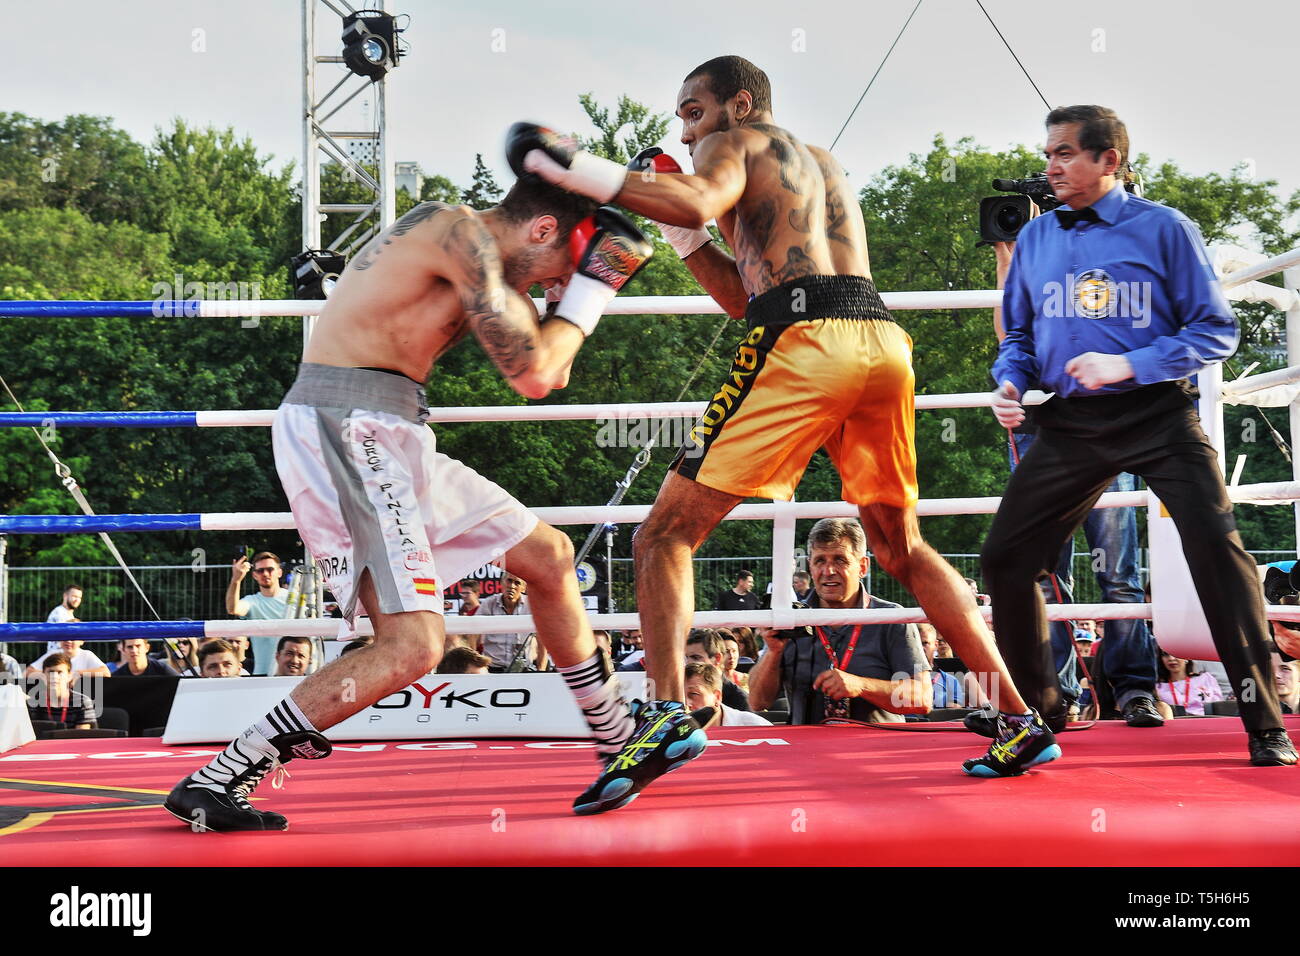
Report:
814,625,862,671
45,700,68,724
1171,679,1190,708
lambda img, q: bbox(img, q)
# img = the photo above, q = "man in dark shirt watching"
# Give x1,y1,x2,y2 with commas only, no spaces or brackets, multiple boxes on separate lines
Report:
716,570,760,614
986,104,1294,766
110,638,173,677
749,518,931,723
29,653,97,729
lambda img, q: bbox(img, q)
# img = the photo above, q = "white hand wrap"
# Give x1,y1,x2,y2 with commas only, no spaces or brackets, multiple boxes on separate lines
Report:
657,221,712,259
554,273,615,337
523,149,625,204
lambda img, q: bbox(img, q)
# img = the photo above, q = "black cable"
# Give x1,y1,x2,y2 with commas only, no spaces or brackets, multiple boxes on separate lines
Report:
830,0,925,151
973,0,1051,111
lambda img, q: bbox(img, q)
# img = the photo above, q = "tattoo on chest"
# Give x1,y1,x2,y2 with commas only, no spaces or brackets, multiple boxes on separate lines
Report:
352,202,443,271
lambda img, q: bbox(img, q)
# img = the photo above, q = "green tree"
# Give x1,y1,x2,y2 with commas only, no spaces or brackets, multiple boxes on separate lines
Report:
0,113,152,225
577,93,671,165
460,154,502,210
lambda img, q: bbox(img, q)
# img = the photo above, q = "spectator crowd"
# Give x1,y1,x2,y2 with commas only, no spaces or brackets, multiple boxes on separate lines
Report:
4,524,1293,740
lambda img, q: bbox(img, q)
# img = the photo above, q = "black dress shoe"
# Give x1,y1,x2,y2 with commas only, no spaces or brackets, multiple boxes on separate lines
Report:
1122,696,1165,727
1248,729,1298,766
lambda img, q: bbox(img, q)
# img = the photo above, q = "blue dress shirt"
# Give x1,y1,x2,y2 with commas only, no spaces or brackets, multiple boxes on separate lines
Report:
992,182,1238,399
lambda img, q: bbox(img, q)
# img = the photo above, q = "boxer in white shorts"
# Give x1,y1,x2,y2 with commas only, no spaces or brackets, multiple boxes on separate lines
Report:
165,177,655,831
273,364,536,626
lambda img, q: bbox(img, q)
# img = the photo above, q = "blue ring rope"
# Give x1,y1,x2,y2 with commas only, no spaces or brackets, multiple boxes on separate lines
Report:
0,301,203,318
0,621,206,640
0,412,198,427
0,514,204,533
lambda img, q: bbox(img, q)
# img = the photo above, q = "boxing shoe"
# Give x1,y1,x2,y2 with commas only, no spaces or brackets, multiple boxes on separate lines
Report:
964,708,1068,737
164,728,331,832
572,700,710,815
961,710,1062,778
1248,728,1298,766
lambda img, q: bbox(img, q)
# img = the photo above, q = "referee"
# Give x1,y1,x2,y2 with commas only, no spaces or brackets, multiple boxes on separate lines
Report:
983,104,1295,766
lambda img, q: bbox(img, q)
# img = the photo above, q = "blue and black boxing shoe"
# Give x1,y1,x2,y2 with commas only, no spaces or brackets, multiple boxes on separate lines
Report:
572,700,710,815
961,710,1062,778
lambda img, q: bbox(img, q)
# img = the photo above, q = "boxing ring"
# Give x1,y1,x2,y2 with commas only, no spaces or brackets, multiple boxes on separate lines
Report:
2,252,1300,865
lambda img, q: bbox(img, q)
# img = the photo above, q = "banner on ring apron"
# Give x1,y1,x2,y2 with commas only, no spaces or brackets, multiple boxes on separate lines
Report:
162,672,649,745
1149,497,1217,661
0,684,37,753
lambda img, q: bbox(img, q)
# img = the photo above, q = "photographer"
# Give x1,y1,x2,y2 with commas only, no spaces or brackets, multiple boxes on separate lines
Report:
983,105,1292,766
226,550,292,675
748,518,931,724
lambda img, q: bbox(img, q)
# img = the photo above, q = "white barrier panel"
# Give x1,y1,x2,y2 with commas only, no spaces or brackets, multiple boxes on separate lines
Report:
162,672,649,745
1149,497,1215,660
0,684,37,753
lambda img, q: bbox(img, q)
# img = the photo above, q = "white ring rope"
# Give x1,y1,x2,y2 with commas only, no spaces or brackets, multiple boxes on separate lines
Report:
184,602,1300,639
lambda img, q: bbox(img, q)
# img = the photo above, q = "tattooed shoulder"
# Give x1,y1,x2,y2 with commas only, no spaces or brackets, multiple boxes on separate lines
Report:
352,202,448,271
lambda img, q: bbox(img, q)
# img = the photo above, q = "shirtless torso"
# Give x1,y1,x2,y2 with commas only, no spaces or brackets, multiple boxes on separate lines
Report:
302,201,576,396
712,124,872,295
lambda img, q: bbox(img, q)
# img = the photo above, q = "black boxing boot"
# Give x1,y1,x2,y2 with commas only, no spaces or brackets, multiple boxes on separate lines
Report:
164,726,331,832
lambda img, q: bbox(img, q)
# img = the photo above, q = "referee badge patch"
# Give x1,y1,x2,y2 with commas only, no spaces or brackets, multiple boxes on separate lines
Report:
1073,269,1118,319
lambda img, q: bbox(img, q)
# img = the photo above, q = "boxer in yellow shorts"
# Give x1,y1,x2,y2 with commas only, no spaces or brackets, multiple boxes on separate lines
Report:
672,277,918,509
514,56,1057,812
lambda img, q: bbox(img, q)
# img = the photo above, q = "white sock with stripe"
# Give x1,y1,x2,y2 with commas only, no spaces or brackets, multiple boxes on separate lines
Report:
558,652,635,758
189,697,320,792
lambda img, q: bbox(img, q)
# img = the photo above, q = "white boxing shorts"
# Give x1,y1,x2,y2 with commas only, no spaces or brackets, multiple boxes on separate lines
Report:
272,363,538,623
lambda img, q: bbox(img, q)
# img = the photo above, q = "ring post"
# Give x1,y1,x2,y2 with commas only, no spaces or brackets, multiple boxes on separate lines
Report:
1287,262,1300,555
770,500,798,630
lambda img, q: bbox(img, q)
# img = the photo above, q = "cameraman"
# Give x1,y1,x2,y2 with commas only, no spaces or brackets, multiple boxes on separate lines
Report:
983,105,1292,766
992,235,1157,728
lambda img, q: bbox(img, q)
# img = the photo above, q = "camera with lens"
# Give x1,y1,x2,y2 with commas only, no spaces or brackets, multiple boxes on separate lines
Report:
978,168,1143,243
1263,564,1300,633
978,174,1061,243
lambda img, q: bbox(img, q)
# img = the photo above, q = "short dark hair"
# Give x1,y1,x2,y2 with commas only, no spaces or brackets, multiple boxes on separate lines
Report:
276,636,312,655
64,584,83,594
498,175,597,237
686,629,722,660
437,646,493,674
1045,104,1129,169
198,639,236,665
43,652,72,671
684,56,772,113
737,570,754,581
339,637,373,657
685,661,723,693
251,551,280,567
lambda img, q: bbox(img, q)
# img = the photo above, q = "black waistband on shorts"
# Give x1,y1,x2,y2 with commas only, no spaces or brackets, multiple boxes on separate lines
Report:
281,363,428,421
744,275,892,331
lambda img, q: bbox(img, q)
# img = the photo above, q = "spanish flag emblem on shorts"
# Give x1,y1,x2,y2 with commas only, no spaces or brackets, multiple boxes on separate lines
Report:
413,577,440,596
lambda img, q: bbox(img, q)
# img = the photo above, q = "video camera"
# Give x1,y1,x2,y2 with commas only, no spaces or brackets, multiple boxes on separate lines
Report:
978,174,1061,243
1263,564,1300,634
978,168,1143,242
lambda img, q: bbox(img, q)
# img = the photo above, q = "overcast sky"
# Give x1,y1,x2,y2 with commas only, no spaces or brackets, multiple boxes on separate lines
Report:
4,0,1297,243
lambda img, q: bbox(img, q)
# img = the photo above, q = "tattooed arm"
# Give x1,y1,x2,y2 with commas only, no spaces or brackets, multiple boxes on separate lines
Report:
446,213,584,399
680,235,751,319
616,131,748,229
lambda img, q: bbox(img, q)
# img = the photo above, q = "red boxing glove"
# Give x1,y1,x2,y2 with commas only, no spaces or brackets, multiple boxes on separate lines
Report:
553,207,654,337
627,147,712,259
